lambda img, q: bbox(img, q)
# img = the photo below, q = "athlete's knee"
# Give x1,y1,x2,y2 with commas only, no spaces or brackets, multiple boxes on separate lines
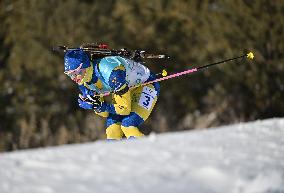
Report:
121,126,144,139
106,123,123,140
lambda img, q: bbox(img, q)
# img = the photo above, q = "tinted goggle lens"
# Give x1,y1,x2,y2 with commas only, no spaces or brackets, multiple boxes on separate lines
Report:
64,69,85,79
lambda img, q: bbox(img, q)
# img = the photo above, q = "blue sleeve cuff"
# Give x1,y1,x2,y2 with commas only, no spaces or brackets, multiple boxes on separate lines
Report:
79,85,94,98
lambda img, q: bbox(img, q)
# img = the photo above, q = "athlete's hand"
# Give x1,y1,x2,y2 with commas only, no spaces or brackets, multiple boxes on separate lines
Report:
78,94,106,112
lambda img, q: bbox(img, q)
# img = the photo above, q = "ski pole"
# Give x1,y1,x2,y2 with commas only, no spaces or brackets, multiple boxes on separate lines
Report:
133,52,254,87
96,52,254,97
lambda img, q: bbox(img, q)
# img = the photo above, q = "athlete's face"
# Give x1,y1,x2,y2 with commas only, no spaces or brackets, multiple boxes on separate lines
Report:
64,63,87,85
66,69,86,84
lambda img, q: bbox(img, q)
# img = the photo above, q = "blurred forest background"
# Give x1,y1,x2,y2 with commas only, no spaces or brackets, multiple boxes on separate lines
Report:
0,0,283,151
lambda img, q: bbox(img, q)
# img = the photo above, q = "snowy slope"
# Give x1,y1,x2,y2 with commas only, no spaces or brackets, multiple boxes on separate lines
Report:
0,118,284,193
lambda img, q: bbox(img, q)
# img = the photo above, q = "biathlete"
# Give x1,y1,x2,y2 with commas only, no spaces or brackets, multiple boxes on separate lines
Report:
64,48,160,140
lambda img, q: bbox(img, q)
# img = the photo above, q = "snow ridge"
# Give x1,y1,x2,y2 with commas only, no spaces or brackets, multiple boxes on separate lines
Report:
0,118,284,193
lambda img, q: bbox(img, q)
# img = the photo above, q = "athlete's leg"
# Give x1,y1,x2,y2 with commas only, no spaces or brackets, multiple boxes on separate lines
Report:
121,112,145,138
105,114,124,140
121,83,160,139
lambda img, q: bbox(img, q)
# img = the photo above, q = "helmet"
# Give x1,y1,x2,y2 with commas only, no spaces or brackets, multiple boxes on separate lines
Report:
64,49,91,72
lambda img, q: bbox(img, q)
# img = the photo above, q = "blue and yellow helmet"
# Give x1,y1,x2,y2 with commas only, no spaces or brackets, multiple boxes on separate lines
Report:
64,49,91,72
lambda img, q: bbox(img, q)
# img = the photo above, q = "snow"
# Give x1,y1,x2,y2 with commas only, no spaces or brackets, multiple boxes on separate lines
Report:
0,118,284,193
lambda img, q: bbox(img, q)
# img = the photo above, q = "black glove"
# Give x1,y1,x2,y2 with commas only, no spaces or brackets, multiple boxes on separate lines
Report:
78,94,106,112
86,95,102,108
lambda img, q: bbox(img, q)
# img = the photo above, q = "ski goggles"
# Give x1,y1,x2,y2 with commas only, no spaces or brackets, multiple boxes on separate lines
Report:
64,63,86,79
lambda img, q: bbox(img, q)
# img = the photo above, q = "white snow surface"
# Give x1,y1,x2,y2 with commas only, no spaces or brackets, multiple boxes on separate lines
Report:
0,118,284,193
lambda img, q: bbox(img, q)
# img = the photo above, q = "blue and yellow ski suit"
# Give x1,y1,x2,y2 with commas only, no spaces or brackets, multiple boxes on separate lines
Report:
79,56,160,140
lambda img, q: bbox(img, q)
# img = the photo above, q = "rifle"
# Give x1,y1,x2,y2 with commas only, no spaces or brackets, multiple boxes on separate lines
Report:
52,43,170,61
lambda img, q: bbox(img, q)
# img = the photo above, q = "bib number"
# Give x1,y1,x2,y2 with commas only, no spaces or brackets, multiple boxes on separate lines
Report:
138,87,157,111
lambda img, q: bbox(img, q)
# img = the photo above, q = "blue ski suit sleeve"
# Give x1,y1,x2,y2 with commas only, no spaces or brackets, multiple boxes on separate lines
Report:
78,85,94,98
